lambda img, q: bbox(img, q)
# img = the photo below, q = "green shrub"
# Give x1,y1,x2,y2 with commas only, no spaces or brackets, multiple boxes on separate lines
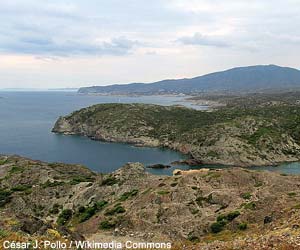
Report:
99,220,116,230
49,204,61,214
238,222,248,230
226,211,240,221
0,189,12,207
294,203,300,209
101,176,118,186
288,192,297,197
70,176,95,185
0,229,9,239
42,180,65,188
241,193,252,200
11,184,32,192
9,166,24,174
243,202,256,210
254,181,263,187
104,205,125,216
119,190,138,201
157,190,170,195
77,201,108,222
57,209,73,225
187,232,199,242
211,222,225,233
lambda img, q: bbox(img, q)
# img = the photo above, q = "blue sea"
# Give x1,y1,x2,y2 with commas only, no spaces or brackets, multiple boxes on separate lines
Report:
0,91,299,175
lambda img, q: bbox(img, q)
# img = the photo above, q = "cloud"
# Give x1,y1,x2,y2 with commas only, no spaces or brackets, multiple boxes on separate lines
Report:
0,34,139,57
177,33,231,48
0,0,300,88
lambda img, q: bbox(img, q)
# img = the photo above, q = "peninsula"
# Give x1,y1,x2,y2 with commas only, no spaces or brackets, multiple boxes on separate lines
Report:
53,102,300,167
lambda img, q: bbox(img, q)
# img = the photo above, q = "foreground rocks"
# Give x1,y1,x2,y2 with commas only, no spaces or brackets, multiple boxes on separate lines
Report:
2,155,300,249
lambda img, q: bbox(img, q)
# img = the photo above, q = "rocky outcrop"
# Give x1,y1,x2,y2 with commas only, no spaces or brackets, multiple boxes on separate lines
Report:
52,103,300,167
2,155,300,249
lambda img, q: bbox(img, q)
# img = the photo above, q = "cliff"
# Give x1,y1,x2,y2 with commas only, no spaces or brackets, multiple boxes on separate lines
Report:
52,103,300,167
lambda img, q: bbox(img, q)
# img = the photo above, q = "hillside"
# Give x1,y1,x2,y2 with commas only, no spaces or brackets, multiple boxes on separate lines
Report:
78,65,300,95
2,155,300,249
52,103,300,167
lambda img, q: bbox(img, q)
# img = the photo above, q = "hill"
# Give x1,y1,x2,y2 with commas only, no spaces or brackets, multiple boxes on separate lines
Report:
52,103,300,166
2,155,300,249
78,65,300,95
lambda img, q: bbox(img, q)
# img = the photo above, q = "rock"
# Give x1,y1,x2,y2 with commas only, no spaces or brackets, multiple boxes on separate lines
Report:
171,159,203,166
147,164,171,169
19,216,50,235
264,216,273,224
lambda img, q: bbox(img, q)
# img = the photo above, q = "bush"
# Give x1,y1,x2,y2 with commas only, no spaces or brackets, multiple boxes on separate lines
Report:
11,184,32,192
0,189,12,207
226,211,240,221
217,211,240,223
157,190,170,195
8,166,24,174
187,232,199,242
101,176,118,186
241,192,252,200
119,190,138,201
70,176,95,185
211,222,225,233
57,209,73,225
0,229,9,239
77,201,108,222
243,202,256,210
238,222,248,230
104,205,125,216
99,220,116,230
42,180,65,188
49,204,61,214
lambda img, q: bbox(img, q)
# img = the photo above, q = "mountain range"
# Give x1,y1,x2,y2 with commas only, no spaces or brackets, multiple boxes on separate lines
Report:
78,65,300,95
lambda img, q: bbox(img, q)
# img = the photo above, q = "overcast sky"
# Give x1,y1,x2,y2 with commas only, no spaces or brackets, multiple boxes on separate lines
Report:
0,0,299,88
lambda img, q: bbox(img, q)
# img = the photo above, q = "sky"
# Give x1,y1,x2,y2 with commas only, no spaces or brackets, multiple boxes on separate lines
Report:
0,0,299,89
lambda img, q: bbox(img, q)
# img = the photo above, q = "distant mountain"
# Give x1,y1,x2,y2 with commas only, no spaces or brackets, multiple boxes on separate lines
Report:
78,65,300,95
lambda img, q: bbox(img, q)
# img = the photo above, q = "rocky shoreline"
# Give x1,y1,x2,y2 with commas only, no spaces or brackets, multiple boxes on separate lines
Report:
52,103,300,167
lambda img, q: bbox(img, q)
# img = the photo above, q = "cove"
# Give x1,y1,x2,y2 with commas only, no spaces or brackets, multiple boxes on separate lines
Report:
0,91,300,175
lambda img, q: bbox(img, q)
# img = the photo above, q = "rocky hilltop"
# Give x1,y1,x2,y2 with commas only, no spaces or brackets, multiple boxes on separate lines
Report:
53,103,300,166
2,155,300,249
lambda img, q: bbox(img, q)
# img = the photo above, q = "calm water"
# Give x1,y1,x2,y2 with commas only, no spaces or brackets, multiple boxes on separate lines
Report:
0,91,299,175
0,91,196,174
